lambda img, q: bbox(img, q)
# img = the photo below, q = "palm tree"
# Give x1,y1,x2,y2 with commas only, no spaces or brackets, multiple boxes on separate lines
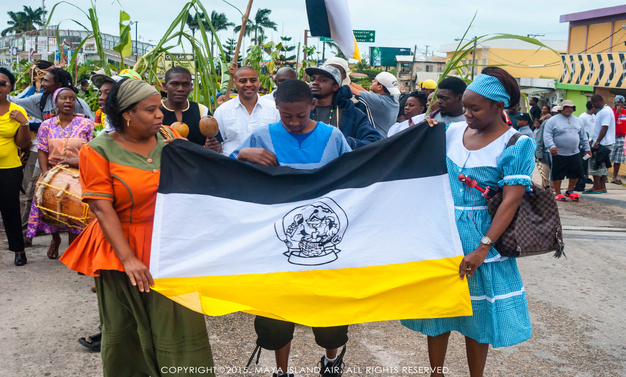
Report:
234,8,277,46
2,6,46,36
21,6,46,29
208,11,234,58
186,12,210,69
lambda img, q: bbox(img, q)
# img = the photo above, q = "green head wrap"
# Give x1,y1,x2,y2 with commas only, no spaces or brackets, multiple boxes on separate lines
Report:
117,79,159,113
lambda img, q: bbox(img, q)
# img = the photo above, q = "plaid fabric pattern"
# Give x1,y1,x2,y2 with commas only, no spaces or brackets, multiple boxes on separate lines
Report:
401,135,535,348
609,136,625,164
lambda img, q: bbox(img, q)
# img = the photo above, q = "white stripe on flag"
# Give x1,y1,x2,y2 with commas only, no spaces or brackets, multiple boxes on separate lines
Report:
324,0,360,60
151,175,463,279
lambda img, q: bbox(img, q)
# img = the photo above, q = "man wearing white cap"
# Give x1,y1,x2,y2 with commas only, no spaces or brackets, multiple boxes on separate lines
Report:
348,72,400,137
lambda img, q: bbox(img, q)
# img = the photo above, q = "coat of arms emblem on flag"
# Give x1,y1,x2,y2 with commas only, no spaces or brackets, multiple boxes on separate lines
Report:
275,197,348,266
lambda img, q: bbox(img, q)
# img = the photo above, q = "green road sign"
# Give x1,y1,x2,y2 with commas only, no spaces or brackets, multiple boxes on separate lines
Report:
354,30,375,43
320,36,334,42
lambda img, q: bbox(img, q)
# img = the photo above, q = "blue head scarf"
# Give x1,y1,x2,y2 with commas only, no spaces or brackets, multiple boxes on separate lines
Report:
466,74,511,108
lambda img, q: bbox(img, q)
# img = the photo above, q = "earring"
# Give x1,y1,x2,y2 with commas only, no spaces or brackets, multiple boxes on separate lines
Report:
126,118,130,127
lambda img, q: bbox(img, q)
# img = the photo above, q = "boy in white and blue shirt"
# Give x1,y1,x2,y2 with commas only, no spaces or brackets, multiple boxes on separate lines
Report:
231,80,351,169
230,79,351,377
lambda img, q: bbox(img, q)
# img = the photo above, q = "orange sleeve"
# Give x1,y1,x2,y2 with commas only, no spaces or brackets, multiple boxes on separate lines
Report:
79,144,115,202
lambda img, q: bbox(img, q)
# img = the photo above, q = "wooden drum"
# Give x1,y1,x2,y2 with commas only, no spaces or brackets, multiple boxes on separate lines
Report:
34,165,95,229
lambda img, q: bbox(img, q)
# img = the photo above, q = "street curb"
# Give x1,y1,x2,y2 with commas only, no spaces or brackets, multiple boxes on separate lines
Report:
580,195,626,209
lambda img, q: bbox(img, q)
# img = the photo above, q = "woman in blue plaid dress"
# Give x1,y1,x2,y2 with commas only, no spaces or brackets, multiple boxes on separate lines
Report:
402,67,536,377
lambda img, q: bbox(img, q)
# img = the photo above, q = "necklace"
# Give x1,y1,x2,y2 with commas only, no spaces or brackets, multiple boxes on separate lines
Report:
161,99,189,112
313,107,334,125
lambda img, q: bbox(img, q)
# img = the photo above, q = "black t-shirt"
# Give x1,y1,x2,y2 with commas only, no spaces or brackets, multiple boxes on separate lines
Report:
312,105,337,127
161,100,222,146
530,105,541,122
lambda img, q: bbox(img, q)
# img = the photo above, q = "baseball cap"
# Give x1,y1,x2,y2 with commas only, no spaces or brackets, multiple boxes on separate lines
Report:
91,73,116,89
551,105,561,112
324,56,349,76
517,113,532,122
419,79,437,90
306,65,342,86
376,72,400,95
614,95,625,103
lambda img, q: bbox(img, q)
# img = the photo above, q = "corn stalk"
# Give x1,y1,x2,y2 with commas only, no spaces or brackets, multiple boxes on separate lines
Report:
44,0,110,76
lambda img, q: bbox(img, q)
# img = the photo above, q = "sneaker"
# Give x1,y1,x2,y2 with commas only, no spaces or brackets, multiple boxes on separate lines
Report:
320,346,346,377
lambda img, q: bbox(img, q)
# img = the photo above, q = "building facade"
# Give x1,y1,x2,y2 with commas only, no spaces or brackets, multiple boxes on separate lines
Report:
440,39,567,112
0,26,154,67
559,5,626,111
396,55,446,93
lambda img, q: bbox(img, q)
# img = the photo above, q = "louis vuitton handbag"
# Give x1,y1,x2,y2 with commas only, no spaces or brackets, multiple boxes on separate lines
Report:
486,133,565,258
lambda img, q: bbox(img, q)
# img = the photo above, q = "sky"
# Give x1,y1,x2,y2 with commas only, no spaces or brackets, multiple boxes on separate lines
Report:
2,0,626,60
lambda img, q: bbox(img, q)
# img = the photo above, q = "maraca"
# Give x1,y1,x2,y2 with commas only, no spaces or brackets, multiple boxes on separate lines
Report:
170,122,189,138
199,116,219,138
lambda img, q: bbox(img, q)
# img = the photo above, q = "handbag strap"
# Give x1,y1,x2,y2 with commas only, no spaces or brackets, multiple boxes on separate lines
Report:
506,132,523,149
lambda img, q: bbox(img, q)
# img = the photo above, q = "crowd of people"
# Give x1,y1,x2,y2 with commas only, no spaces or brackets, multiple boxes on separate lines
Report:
0,56,624,377
534,94,623,200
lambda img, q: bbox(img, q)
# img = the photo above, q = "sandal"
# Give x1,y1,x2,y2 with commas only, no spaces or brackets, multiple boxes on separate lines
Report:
564,191,579,201
47,239,61,259
582,190,607,194
611,179,623,185
78,333,101,352
555,194,566,202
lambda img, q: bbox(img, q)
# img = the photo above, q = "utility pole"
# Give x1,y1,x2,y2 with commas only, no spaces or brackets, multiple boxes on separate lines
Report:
42,0,46,27
303,29,308,61
410,45,417,91
471,36,477,80
135,22,138,62
424,45,430,57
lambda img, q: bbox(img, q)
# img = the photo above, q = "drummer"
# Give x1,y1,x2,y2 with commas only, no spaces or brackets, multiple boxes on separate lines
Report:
25,88,94,259
160,66,222,152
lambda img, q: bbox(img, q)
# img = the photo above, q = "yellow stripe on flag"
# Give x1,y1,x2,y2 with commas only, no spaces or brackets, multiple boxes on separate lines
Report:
153,255,471,327
352,37,361,61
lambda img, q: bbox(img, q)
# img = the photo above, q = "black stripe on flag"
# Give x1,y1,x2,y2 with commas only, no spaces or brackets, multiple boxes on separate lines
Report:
159,123,446,205
306,0,331,37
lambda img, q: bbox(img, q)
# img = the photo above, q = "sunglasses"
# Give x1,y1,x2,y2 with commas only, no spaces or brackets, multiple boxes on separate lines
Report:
0,80,11,87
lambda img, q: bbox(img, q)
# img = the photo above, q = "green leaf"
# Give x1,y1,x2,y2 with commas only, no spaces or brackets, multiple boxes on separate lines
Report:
113,11,132,61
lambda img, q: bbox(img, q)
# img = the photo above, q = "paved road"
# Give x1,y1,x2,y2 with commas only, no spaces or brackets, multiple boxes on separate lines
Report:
1,199,625,377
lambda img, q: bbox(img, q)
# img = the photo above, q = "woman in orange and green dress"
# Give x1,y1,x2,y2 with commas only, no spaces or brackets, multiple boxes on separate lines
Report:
60,78,214,376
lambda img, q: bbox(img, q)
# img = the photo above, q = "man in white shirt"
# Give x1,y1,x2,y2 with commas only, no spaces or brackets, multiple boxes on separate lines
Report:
259,67,297,107
585,94,616,194
574,101,597,191
214,66,280,156
578,101,597,140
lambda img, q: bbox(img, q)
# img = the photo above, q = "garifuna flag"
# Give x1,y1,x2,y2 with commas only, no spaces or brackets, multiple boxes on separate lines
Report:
150,124,471,327
306,0,361,60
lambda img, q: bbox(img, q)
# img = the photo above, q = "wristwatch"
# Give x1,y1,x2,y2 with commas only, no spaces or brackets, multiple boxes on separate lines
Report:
480,236,495,246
